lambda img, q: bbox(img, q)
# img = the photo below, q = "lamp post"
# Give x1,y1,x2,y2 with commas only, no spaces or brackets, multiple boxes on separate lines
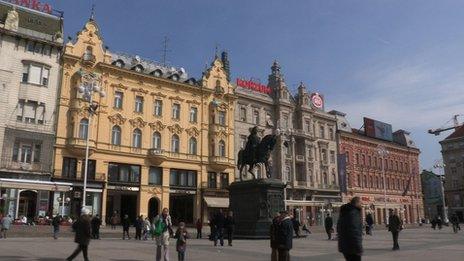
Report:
77,70,105,211
433,161,448,223
57,195,71,217
1,193,8,216
377,145,389,225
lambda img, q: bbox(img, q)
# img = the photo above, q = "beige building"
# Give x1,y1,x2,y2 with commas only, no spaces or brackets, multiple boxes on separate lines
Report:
52,17,235,224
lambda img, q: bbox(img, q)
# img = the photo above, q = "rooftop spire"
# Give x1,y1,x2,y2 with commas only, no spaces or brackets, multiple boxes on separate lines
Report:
90,4,96,21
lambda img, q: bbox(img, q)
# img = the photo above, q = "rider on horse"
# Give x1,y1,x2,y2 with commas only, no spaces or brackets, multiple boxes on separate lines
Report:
244,126,261,163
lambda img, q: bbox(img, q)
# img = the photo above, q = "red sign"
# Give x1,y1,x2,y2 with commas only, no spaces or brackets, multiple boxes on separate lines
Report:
236,78,272,94
311,93,323,108
8,0,52,14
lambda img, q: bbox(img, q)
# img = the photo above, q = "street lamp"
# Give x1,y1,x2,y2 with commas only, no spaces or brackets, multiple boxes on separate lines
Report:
77,70,105,212
377,145,389,225
0,193,8,215
57,195,71,217
433,161,448,223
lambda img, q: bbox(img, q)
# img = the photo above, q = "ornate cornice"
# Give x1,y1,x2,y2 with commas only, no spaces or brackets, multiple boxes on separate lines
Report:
149,121,166,132
150,91,167,98
108,113,127,125
214,130,229,139
169,95,185,102
129,117,147,128
168,124,183,135
111,83,128,90
186,99,201,105
131,87,149,95
185,126,200,137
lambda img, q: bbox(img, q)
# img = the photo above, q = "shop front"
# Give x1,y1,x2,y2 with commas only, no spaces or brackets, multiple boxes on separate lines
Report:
106,185,139,224
202,189,229,223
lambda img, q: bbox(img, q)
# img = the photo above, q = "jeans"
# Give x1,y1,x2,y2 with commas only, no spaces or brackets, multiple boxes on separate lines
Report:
156,245,169,261
277,248,290,261
226,228,234,245
214,228,224,246
391,231,399,249
92,228,100,239
196,229,202,239
343,253,361,261
67,244,89,261
53,227,59,239
177,251,185,261
123,229,130,239
135,228,142,240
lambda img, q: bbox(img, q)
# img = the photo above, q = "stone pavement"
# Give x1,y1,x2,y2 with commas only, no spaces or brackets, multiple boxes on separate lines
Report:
0,227,462,261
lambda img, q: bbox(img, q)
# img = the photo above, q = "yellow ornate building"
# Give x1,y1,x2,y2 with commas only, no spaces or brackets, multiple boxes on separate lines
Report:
52,18,235,224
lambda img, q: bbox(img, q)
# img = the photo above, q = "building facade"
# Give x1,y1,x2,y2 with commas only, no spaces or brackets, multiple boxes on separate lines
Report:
234,62,342,225
52,18,235,224
0,2,68,219
440,125,464,222
420,170,444,221
334,113,424,224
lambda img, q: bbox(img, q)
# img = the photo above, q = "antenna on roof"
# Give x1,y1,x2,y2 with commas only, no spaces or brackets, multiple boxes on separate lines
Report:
214,43,219,59
161,36,171,66
90,4,96,21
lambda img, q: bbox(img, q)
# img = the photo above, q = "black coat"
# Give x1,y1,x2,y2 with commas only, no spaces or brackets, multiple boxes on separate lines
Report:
270,217,280,249
337,203,363,255
365,214,374,226
91,217,101,230
325,216,333,231
72,215,91,245
225,216,235,230
135,218,143,230
122,217,130,230
276,216,293,250
213,213,225,229
388,214,402,232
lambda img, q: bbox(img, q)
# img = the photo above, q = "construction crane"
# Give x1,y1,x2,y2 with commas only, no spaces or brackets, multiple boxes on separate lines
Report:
428,114,463,136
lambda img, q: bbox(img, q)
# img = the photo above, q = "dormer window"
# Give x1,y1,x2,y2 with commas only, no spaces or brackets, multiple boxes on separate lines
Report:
133,65,144,73
170,74,179,81
83,46,93,61
114,60,124,68
152,69,163,77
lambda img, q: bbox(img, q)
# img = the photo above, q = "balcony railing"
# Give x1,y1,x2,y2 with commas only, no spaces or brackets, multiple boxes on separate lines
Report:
82,53,96,66
0,157,51,173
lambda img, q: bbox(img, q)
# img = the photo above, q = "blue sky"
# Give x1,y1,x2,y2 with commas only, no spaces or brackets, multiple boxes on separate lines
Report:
46,0,464,170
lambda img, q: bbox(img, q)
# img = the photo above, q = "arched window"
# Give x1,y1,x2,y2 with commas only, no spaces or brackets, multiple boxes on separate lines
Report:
79,118,89,139
152,132,161,149
132,128,142,148
188,137,197,155
111,125,121,145
171,134,179,153
83,46,93,61
323,172,328,185
218,140,226,157
253,110,260,125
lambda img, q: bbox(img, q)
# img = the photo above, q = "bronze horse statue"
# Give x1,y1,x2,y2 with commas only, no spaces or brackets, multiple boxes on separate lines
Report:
237,134,278,181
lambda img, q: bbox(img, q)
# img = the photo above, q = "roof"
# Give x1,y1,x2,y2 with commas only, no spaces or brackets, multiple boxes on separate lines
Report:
444,125,464,140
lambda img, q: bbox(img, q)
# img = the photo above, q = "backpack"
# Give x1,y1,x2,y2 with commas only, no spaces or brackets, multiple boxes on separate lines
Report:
154,219,166,236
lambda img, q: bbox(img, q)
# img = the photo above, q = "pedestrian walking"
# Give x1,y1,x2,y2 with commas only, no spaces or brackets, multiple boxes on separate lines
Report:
365,213,374,235
52,215,61,239
175,222,189,261
291,216,300,238
337,197,363,261
0,215,12,239
225,211,235,246
388,209,403,251
437,216,443,230
143,217,151,240
324,214,334,240
212,209,225,246
91,214,101,239
66,208,91,261
195,218,202,239
122,214,131,240
276,211,293,261
110,211,118,230
302,220,311,235
450,213,460,233
270,212,281,261
153,208,173,261
135,215,144,240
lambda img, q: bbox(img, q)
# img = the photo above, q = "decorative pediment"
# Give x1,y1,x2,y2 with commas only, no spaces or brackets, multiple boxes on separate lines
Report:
186,99,201,105
169,95,185,102
167,124,183,135
131,87,149,95
108,113,127,125
149,121,166,132
185,127,200,137
111,83,128,90
150,91,167,98
215,130,229,139
77,107,90,118
129,117,147,128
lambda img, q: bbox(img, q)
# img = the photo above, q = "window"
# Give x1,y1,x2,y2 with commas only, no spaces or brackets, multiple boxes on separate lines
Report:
114,92,123,109
62,157,77,179
218,140,226,157
16,100,44,124
135,96,143,113
154,100,162,116
368,156,372,166
189,137,197,154
79,119,89,139
170,169,197,187
329,127,334,140
208,172,217,188
330,151,335,164
282,115,289,129
323,172,328,185
374,157,377,168
239,107,247,121
108,163,141,184
171,134,180,153
22,63,49,86
132,129,142,148
27,41,35,52
81,159,96,180
152,132,161,149
149,167,162,185
305,120,311,133
356,154,359,165
319,125,325,139
266,113,273,127
357,174,361,186
220,173,229,189
345,151,350,163
321,149,328,163
363,175,367,188
253,110,260,125
33,144,41,163
189,107,198,123
111,125,121,145
218,111,226,125
172,104,180,119
34,43,42,54
361,154,365,165
240,135,247,149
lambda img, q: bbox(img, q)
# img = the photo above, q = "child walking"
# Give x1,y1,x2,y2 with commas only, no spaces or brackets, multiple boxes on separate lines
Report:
175,222,189,261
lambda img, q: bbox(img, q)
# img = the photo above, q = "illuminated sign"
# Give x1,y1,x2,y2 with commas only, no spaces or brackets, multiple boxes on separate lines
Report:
236,78,272,94
311,93,324,109
7,0,52,14
364,117,393,141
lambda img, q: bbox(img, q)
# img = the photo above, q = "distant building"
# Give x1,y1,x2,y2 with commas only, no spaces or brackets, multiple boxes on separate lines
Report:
420,170,444,221
439,125,464,222
333,113,424,224
0,1,66,219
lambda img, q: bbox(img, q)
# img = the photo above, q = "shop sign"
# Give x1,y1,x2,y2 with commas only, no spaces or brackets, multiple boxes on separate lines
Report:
7,0,53,14
236,78,272,94
107,185,139,191
169,189,196,195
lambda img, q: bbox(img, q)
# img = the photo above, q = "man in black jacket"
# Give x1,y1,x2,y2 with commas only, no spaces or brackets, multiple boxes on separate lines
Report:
365,213,374,235
337,197,363,261
224,211,235,246
388,209,402,250
324,214,334,240
91,214,101,239
276,211,293,261
212,209,225,246
122,214,131,240
67,208,92,261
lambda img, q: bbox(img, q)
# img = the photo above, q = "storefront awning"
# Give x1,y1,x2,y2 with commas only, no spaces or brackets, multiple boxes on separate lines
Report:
0,178,72,192
204,196,229,208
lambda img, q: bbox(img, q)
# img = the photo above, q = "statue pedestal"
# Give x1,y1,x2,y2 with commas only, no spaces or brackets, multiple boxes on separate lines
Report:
229,179,285,239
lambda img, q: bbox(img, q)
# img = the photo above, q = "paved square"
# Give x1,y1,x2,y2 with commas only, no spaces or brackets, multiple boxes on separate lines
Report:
0,227,462,260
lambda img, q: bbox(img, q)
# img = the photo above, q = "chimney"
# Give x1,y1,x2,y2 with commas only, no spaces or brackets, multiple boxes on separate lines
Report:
221,51,230,82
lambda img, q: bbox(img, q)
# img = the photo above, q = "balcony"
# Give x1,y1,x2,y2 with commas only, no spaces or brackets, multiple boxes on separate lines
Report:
65,137,96,157
0,157,51,173
147,148,168,165
82,53,96,67
209,156,231,171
